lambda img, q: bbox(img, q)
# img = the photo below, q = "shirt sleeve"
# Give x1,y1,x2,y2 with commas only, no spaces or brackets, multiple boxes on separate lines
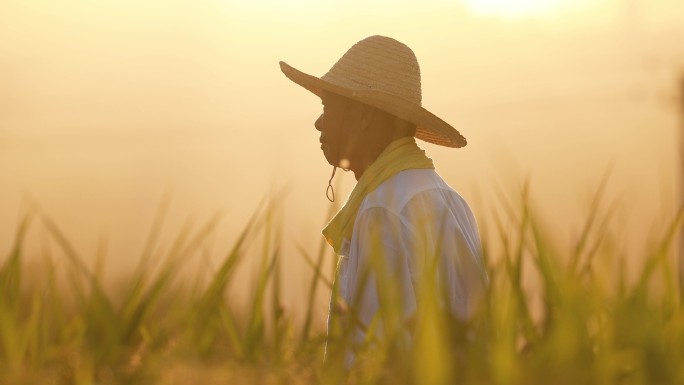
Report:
348,189,487,328
400,188,488,320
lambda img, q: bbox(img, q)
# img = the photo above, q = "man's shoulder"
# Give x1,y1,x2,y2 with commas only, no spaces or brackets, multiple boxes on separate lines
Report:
360,169,454,214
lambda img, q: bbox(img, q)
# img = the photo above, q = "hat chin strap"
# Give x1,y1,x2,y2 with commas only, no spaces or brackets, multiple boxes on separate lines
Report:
326,166,337,202
324,101,356,202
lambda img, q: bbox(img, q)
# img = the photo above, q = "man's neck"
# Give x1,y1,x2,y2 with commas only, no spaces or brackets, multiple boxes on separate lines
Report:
348,123,413,180
350,137,400,181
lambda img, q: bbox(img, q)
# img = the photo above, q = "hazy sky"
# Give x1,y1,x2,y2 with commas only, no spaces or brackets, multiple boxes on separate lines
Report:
1,0,683,317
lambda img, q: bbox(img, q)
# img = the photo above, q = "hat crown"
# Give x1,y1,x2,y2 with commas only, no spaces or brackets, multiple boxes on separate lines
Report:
321,35,422,105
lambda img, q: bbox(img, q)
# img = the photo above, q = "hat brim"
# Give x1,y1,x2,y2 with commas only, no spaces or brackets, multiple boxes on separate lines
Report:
279,61,467,148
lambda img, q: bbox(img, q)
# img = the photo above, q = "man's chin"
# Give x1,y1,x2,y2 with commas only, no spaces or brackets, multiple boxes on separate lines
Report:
322,148,350,170
321,147,336,167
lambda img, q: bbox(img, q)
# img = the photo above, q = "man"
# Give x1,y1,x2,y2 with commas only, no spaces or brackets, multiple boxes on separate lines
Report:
280,35,488,361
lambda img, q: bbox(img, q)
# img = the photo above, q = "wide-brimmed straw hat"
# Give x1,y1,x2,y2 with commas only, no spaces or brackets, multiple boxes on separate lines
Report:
279,35,466,148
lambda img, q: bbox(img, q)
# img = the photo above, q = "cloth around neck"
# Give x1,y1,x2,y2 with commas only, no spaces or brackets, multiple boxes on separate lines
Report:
322,137,435,254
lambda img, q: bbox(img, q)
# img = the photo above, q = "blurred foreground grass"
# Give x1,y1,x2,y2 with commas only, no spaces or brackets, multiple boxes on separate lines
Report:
1,186,683,385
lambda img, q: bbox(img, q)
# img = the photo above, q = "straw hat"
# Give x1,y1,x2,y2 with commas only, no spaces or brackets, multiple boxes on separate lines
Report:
279,35,466,148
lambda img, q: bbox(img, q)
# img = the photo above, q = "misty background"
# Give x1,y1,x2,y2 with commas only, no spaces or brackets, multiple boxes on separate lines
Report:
1,0,683,323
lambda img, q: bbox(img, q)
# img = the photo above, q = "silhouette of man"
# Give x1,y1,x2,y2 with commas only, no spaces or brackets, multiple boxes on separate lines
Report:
280,35,488,363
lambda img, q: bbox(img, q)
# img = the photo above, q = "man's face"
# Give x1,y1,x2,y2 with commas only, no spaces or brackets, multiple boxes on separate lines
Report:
315,93,365,169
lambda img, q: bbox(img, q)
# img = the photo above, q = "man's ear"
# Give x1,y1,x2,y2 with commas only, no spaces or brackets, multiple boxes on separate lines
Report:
359,104,374,131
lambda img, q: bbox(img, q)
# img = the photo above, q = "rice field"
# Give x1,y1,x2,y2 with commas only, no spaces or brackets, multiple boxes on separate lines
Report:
1,186,683,385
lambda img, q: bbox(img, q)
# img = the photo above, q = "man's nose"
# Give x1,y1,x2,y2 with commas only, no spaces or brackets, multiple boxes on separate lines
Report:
314,115,323,132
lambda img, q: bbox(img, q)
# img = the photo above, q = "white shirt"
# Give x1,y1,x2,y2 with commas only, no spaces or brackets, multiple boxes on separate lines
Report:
329,169,487,356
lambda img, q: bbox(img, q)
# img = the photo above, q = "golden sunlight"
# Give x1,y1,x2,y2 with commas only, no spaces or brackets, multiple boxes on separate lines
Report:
461,0,584,18
222,0,329,11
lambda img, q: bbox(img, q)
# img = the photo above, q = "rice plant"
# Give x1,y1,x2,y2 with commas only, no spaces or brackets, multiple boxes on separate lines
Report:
0,184,682,384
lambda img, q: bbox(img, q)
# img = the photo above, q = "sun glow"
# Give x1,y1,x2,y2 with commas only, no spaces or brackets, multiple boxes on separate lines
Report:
461,0,580,18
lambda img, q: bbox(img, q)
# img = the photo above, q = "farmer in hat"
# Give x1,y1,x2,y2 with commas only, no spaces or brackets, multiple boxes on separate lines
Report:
280,35,488,360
